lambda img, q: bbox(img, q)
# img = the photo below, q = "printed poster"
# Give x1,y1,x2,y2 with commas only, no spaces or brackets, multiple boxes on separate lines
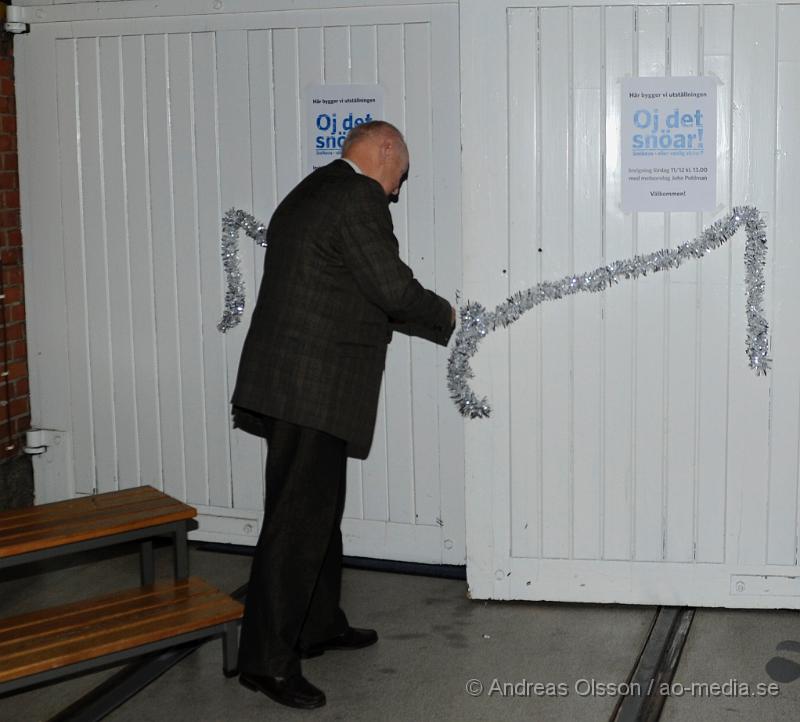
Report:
304,84,384,175
621,77,717,212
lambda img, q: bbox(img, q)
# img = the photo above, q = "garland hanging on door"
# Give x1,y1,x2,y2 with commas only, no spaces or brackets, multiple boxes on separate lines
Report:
217,209,267,333
447,206,770,419
215,207,770,418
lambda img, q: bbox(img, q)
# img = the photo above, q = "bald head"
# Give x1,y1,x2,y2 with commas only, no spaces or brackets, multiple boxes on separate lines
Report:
341,120,409,198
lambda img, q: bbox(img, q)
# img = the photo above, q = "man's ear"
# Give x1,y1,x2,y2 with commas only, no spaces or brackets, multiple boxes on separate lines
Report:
379,139,393,162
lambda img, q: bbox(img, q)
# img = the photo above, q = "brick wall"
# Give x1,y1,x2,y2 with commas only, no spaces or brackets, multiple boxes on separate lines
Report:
0,27,30,461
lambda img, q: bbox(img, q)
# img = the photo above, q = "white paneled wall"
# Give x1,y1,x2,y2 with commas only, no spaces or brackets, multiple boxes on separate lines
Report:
16,1,463,564
17,0,800,605
463,0,800,606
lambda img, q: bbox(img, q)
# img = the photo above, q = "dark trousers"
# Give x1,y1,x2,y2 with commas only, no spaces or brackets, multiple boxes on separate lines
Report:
237,417,349,677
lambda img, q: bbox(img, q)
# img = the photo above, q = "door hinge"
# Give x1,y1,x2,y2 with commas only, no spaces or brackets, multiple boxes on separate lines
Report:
4,5,31,34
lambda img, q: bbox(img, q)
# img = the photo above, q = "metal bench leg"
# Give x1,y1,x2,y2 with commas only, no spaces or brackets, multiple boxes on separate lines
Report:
140,540,155,585
222,621,239,678
174,521,189,580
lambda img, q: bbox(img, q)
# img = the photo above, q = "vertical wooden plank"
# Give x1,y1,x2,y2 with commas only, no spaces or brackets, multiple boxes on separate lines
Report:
767,5,800,565
323,25,349,83
195,31,232,508
121,35,163,491
539,7,571,559
696,5,733,563
248,29,277,293
378,23,415,526
168,32,207,504
243,28,275,510
99,35,140,490
664,6,700,562
78,37,118,493
726,4,775,566
461,0,512,597
217,29,263,511
603,6,635,561
571,6,603,560
23,27,75,503
430,4,463,564
298,25,323,186
144,34,185,497
508,8,541,560
351,24,391,524
56,38,96,495
633,6,667,561
272,29,302,200
405,21,440,528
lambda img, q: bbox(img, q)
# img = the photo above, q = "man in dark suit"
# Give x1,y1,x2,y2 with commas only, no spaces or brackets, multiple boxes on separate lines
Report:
231,121,455,709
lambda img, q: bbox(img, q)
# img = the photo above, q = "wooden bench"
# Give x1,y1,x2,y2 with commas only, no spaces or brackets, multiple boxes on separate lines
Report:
0,485,197,584
0,487,243,695
0,577,242,694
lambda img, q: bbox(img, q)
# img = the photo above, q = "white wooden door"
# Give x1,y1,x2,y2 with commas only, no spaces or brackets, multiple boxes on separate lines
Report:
462,0,800,606
15,0,463,564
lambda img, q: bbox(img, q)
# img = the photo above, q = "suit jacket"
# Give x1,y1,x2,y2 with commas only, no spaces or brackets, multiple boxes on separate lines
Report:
231,159,454,459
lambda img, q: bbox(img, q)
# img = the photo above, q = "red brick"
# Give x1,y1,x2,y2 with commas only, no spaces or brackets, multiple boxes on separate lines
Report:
2,286,22,305
0,78,12,96
7,361,26,380
0,210,19,228
4,190,19,209
3,322,23,342
2,267,22,284
0,136,12,153
5,230,21,246
0,172,17,191
0,98,9,114
9,397,28,418
2,154,17,172
14,414,31,434
7,340,26,360
1,250,20,265
8,304,25,322
1,115,15,134
14,378,29,398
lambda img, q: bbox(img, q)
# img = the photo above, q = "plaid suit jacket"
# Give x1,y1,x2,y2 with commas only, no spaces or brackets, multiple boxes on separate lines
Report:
231,159,454,458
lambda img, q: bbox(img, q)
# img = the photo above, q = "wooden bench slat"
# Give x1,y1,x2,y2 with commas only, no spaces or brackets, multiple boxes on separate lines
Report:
0,578,242,683
0,505,196,558
0,588,224,658
0,496,193,540
0,596,243,681
0,601,240,682
0,488,192,532
0,578,201,632
0,487,164,527
0,580,205,645
0,498,192,544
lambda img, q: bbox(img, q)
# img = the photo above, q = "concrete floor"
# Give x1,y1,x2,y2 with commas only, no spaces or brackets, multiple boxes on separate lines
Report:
1,545,798,721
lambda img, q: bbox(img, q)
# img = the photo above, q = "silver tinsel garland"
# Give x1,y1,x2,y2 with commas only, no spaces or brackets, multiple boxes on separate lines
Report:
217,209,267,333
448,206,770,419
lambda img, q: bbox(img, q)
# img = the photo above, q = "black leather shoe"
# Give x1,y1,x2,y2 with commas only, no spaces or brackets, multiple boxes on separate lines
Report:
300,627,378,659
239,672,326,709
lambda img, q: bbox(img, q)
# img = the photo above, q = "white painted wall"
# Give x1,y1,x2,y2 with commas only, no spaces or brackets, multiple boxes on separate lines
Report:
15,0,800,606
15,0,464,565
